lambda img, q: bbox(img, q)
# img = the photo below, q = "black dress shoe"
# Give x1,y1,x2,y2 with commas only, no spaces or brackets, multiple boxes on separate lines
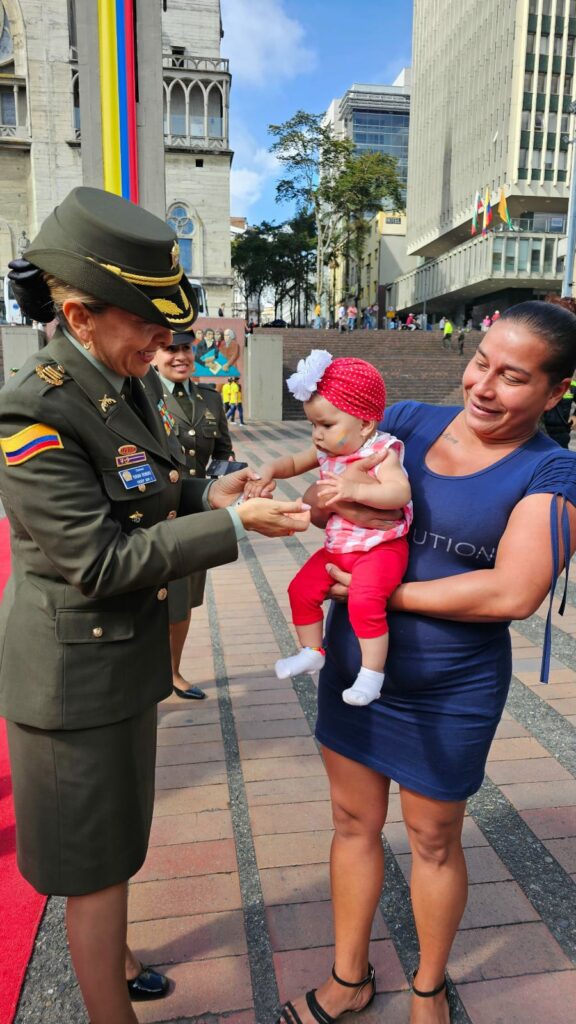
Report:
127,966,169,1001
172,684,206,699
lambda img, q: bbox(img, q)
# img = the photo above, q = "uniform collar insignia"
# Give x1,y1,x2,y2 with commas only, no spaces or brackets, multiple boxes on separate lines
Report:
99,394,117,413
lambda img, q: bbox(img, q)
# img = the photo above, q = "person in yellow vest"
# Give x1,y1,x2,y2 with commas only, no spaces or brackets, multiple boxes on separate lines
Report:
442,317,454,349
226,378,244,425
221,377,233,415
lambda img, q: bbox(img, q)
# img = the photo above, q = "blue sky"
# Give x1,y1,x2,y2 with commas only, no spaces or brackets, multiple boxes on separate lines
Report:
220,0,413,224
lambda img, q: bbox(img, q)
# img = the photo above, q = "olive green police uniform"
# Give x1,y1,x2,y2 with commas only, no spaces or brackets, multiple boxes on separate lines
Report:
0,187,240,896
153,370,233,621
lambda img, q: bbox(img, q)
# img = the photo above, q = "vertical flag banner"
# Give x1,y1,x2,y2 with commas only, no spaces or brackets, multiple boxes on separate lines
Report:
498,187,513,229
482,187,492,236
97,0,139,203
471,190,481,235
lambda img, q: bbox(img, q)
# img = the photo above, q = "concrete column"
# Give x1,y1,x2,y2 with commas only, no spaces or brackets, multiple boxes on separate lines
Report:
1,326,46,383
75,0,166,218
245,333,283,422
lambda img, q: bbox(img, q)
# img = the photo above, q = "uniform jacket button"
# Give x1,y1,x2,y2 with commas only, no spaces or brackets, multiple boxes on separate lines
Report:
189,468,196,476
92,626,104,638
169,469,179,483
189,428,196,436
166,510,177,520
189,448,195,456
157,587,168,601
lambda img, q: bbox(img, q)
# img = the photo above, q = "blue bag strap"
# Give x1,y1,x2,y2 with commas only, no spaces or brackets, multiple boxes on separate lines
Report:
540,493,570,683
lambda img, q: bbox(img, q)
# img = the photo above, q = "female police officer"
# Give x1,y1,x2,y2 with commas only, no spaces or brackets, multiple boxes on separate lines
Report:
0,187,308,1024
153,333,235,698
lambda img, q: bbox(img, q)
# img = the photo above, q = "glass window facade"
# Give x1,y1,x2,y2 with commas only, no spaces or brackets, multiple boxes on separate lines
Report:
351,110,409,186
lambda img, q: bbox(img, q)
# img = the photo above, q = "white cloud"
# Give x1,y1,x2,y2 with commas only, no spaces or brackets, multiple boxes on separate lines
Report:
230,123,282,217
221,0,317,86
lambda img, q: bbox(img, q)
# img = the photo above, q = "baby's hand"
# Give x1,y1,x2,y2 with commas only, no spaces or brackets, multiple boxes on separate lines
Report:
244,467,275,499
317,472,357,506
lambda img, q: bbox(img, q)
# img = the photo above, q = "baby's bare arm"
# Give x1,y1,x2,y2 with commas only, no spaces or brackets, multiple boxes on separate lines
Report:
317,449,411,509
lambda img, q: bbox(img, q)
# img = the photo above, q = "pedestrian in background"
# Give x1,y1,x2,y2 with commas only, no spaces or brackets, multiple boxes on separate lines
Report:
337,303,347,332
442,316,454,349
227,377,244,425
347,303,358,331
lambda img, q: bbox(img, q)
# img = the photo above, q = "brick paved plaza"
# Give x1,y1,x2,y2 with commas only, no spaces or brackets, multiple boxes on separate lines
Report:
15,420,576,1024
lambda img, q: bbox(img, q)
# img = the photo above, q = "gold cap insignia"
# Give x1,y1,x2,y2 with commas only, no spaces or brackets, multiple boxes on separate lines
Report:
129,511,144,524
99,395,117,413
170,241,180,269
36,364,65,387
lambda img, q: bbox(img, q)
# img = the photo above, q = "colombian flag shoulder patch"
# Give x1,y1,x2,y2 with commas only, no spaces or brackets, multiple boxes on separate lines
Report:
1,423,63,466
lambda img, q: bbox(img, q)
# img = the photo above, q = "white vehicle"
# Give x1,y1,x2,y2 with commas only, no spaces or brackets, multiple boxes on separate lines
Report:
2,275,24,325
188,278,209,318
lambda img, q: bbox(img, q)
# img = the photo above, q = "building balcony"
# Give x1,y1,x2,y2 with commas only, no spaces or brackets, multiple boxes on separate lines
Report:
391,231,564,313
0,78,30,148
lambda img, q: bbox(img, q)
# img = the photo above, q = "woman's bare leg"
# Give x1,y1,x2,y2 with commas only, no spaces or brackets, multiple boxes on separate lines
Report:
279,748,390,1022
66,882,138,1024
400,787,467,1024
170,613,192,690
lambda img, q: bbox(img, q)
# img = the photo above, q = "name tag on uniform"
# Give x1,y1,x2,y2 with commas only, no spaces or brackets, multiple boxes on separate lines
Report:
119,464,157,489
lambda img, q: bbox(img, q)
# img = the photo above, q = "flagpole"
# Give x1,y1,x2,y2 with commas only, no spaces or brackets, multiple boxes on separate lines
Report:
562,100,576,298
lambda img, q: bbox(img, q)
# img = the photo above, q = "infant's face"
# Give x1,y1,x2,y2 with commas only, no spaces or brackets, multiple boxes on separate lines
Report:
304,395,372,455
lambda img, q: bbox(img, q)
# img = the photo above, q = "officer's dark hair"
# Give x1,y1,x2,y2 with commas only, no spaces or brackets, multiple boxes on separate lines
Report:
500,300,576,384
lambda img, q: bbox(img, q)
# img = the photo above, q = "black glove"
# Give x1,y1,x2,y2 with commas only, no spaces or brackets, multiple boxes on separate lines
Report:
7,259,56,323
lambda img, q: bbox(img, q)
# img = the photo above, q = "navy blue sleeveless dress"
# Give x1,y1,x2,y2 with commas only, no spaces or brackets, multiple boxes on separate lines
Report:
316,402,576,801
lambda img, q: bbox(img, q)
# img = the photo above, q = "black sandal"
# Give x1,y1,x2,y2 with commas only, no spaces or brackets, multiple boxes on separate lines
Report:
412,970,449,1006
277,962,376,1024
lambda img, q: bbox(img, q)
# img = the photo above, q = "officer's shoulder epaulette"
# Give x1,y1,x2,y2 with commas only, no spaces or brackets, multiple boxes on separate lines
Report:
5,361,70,396
196,382,220,394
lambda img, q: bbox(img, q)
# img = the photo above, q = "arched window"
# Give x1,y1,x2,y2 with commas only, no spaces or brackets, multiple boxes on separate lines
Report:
189,84,204,138
167,204,195,274
207,86,223,138
0,3,14,67
170,82,186,138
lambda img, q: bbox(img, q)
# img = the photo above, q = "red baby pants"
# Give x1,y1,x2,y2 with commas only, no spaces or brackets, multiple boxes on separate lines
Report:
288,539,409,639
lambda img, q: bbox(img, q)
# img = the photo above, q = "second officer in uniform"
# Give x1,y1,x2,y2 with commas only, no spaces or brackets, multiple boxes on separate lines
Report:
153,333,235,697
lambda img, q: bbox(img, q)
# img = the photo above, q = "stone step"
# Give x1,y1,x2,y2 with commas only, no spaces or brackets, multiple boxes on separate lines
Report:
259,328,477,419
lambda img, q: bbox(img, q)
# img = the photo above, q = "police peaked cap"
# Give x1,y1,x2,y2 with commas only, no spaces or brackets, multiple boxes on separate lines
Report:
24,187,197,332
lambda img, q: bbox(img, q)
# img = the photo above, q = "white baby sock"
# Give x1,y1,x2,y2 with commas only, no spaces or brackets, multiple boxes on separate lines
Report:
342,667,384,706
275,647,326,679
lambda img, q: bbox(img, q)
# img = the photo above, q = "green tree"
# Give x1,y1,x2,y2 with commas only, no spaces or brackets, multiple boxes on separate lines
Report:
333,150,404,298
268,111,352,305
231,225,274,318
269,111,404,311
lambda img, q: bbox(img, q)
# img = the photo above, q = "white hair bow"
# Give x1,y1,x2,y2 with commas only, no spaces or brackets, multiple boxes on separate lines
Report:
286,349,333,402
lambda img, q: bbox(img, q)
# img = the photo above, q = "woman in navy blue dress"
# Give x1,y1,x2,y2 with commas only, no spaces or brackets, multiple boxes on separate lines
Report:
277,302,576,1024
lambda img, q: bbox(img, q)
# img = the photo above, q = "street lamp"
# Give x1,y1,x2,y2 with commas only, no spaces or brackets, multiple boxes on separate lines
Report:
561,99,576,298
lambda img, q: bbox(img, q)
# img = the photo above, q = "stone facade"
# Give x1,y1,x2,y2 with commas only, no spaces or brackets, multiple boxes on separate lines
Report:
0,0,232,316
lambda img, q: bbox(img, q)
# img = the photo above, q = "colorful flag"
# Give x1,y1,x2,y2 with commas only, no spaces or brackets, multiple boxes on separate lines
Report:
482,187,492,236
471,190,480,235
498,187,513,229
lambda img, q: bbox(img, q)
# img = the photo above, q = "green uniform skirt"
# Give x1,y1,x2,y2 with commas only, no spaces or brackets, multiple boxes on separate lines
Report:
167,570,206,624
6,705,157,896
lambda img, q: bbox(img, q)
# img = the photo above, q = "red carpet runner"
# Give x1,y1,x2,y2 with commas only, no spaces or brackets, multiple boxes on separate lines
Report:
0,517,47,1024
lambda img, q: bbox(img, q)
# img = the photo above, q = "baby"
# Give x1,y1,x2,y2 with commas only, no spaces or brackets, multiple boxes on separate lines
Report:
246,350,412,706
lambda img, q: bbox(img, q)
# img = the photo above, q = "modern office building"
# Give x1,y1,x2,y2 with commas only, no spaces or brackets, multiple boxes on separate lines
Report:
0,0,233,314
325,70,410,194
390,0,574,321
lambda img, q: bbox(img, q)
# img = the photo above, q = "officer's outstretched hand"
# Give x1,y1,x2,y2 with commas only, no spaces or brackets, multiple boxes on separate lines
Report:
237,498,311,538
209,468,275,507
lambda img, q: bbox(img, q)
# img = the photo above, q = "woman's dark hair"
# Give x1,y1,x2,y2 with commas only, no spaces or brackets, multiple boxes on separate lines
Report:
500,300,576,383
